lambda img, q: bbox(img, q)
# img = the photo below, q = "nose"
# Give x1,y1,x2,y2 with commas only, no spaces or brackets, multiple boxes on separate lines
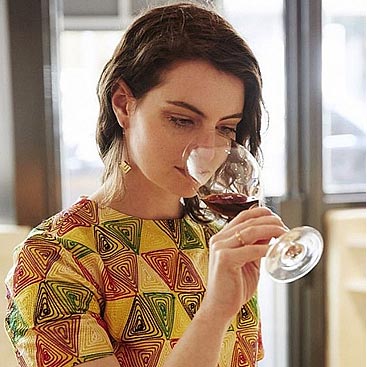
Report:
195,128,217,148
185,129,231,186
193,129,218,162
194,128,230,159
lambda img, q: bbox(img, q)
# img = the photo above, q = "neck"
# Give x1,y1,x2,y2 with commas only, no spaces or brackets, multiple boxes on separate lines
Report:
90,178,184,220
111,191,184,220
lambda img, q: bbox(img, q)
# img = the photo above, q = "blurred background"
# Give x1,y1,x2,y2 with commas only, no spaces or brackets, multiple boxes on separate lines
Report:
0,0,365,366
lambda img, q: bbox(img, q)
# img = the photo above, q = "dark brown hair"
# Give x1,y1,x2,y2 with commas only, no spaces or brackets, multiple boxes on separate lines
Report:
96,2,264,221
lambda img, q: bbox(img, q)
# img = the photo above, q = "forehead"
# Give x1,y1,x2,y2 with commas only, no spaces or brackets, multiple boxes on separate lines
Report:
148,60,245,110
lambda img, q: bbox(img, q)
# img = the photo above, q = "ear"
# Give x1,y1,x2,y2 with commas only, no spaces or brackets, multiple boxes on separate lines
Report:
111,79,136,129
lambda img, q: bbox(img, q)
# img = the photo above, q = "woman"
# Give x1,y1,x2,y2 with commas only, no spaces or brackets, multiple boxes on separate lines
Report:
5,3,287,367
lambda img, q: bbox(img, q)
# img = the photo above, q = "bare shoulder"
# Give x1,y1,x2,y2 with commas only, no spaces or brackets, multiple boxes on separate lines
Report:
78,355,120,367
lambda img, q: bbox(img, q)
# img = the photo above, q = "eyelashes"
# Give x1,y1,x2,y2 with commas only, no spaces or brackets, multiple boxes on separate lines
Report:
167,115,237,138
218,126,237,135
168,116,194,127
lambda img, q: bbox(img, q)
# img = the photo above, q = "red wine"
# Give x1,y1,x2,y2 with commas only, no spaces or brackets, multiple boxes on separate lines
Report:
202,193,259,218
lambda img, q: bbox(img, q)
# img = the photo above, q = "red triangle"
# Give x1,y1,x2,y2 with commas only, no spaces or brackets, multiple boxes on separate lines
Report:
122,339,164,367
142,249,178,290
174,252,205,292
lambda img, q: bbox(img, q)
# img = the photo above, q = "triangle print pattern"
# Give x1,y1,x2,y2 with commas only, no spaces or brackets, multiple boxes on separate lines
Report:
231,330,259,367
101,251,138,301
177,292,204,319
144,293,175,339
174,252,205,292
34,281,93,325
115,339,164,367
179,219,204,250
94,226,131,260
237,302,258,330
52,198,99,236
122,295,163,341
5,198,263,367
13,239,61,296
60,238,94,260
154,219,204,250
141,249,205,294
35,333,74,367
36,316,80,355
102,218,143,254
155,219,181,244
141,249,178,290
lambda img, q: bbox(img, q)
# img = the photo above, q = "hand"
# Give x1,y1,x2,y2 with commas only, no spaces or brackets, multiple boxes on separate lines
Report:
200,207,287,322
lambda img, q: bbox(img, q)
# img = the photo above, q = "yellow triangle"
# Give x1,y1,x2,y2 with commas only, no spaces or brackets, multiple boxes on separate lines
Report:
64,226,96,251
170,296,192,339
140,221,176,253
138,257,171,293
79,313,114,354
219,330,236,366
183,249,209,285
77,254,104,285
103,297,134,340
157,341,173,367
15,283,39,326
99,206,129,222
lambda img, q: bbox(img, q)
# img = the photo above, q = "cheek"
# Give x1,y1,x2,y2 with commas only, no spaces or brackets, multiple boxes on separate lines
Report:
129,133,177,173
127,115,188,171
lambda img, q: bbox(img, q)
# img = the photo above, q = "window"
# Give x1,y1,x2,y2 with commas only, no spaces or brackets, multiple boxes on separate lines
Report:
223,1,286,197
222,3,286,367
60,31,121,206
322,0,366,194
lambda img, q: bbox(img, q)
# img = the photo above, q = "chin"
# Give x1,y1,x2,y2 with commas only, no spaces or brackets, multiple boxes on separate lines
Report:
182,193,198,199
172,185,197,199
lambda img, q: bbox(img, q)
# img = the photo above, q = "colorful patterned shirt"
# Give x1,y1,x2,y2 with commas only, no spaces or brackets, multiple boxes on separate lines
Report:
5,197,264,366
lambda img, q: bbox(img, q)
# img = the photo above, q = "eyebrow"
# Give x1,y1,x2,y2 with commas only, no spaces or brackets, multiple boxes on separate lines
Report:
166,100,243,121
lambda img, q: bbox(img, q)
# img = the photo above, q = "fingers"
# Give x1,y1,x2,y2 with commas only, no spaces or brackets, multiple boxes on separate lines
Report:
215,243,269,268
210,207,287,248
233,215,287,238
212,224,286,250
225,207,275,229
238,224,286,245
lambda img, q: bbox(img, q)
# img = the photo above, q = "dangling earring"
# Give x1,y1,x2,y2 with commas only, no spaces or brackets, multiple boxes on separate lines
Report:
119,131,131,174
120,160,131,174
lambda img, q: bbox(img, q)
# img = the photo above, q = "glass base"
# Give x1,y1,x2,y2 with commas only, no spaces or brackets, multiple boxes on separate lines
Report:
265,226,324,283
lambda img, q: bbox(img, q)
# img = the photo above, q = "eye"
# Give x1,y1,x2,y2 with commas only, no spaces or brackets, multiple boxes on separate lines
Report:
168,116,194,127
217,125,237,137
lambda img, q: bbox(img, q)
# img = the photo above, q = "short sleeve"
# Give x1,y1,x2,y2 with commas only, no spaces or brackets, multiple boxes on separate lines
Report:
5,233,114,367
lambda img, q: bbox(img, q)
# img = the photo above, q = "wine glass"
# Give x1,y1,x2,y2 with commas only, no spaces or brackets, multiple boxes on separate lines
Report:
184,138,323,283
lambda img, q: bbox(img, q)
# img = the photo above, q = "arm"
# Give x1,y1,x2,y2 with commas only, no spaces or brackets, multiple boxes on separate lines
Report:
5,234,116,367
163,207,287,367
163,302,229,366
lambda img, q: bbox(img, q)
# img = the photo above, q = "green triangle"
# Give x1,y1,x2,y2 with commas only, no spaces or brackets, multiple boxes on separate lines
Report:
179,220,204,250
5,302,28,344
61,238,94,259
144,292,175,339
102,218,142,254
